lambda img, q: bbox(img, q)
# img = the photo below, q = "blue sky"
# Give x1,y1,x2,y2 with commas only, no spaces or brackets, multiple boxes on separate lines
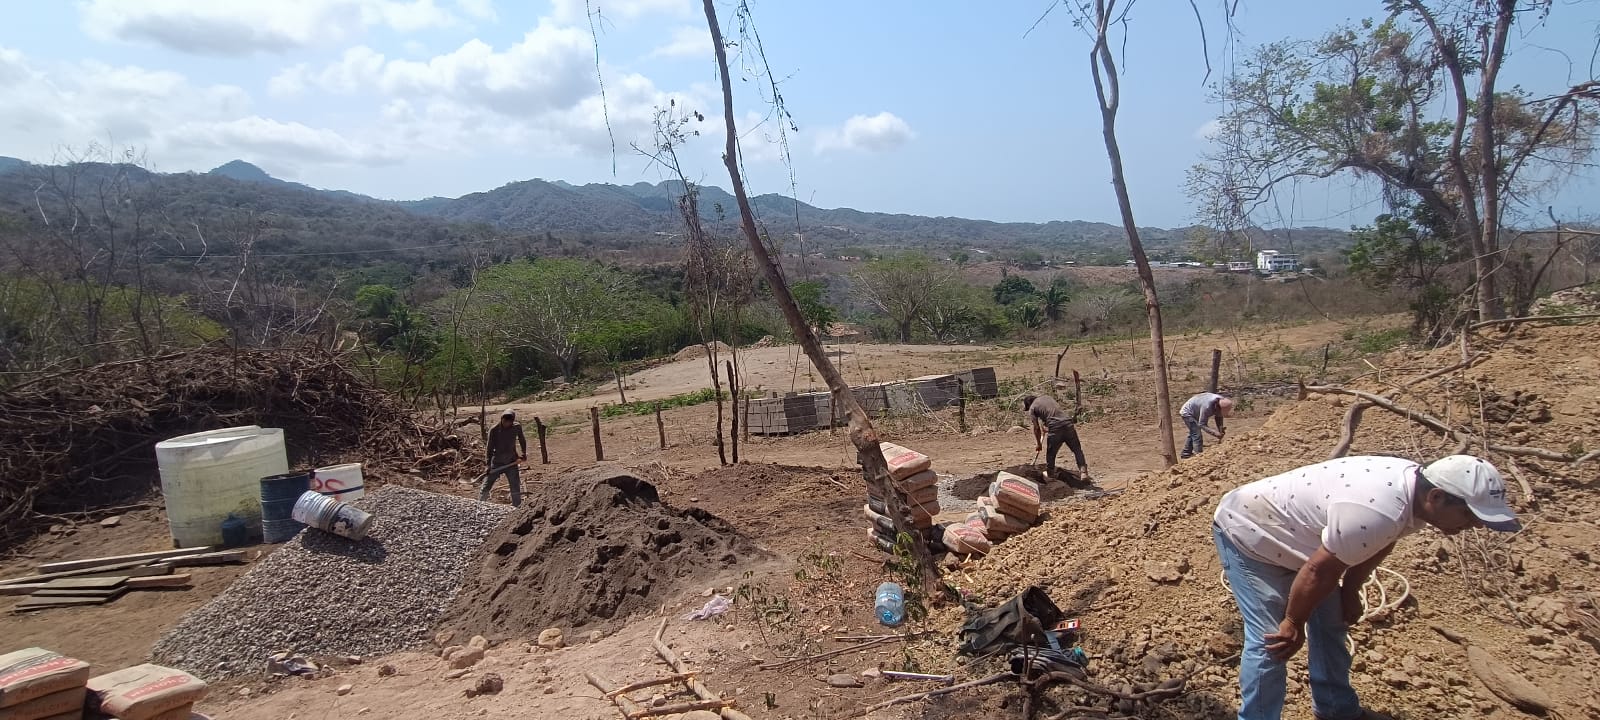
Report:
2,0,1597,227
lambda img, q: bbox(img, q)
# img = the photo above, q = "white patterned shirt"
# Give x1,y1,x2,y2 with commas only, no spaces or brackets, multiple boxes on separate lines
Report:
1214,456,1425,569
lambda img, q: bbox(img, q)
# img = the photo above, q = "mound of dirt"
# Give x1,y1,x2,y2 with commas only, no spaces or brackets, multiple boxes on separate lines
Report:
956,323,1600,719
671,341,733,362
442,468,763,640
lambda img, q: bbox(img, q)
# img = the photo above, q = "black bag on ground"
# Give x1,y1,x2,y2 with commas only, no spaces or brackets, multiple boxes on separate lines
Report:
959,586,1064,656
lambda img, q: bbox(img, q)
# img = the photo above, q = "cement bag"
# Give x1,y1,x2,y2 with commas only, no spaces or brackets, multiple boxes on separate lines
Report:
37,712,84,720
941,523,991,556
897,469,939,493
878,443,932,480
989,472,1041,521
867,494,936,524
86,665,207,720
0,688,85,720
145,706,196,720
984,508,1030,539
0,649,90,709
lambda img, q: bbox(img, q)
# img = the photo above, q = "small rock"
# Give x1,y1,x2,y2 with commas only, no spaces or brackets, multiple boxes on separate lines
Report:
543,686,555,695
467,635,490,652
357,709,370,716
441,645,464,661
587,630,603,644
343,655,363,665
435,630,456,647
100,516,122,528
469,673,504,697
377,664,396,677
651,693,667,707
689,497,699,503
827,673,863,688
1401,655,1422,675
449,647,486,669
237,688,253,698
444,668,470,679
1145,561,1184,584
861,668,882,679
1204,632,1241,658
336,684,353,696
537,628,565,650
679,712,722,720
1380,669,1411,688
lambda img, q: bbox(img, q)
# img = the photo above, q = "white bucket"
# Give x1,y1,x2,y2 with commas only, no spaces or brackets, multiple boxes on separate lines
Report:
156,426,289,548
291,491,374,541
311,463,365,503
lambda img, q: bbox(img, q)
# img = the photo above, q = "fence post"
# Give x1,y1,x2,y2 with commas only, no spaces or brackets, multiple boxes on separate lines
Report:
1208,348,1222,393
656,403,666,450
726,360,739,464
589,407,603,461
957,378,968,433
534,416,549,464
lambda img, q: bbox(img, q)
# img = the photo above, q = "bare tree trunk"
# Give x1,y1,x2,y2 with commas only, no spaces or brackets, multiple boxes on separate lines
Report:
1472,0,1517,321
726,359,739,464
1086,0,1177,467
706,351,727,466
702,0,939,593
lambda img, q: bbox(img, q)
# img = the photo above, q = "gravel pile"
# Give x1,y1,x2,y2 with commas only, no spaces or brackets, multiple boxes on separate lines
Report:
151,486,512,680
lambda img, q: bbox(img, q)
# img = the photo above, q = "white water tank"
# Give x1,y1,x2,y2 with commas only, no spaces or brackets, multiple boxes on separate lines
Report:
156,426,289,548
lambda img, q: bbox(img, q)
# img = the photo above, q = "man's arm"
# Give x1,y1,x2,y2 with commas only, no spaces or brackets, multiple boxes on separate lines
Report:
1265,546,1348,660
1338,542,1394,624
516,425,528,459
1031,415,1043,451
1211,400,1226,435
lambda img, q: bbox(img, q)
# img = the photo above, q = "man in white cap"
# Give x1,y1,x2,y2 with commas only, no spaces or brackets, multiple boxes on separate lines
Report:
1180,391,1233,458
1212,454,1519,720
481,409,528,506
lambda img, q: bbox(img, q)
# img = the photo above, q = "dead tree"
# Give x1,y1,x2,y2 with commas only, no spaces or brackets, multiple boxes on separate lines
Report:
701,0,940,592
1067,0,1178,466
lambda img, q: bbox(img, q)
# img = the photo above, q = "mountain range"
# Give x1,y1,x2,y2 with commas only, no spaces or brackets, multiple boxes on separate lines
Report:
0,157,1350,259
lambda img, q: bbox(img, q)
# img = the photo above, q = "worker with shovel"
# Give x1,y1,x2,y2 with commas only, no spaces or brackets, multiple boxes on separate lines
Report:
1179,391,1233,458
1021,395,1088,482
480,409,528,507
1212,455,1520,720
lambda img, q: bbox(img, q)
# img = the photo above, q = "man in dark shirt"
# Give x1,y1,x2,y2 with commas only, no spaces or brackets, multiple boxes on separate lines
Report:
1021,395,1089,481
481,409,528,506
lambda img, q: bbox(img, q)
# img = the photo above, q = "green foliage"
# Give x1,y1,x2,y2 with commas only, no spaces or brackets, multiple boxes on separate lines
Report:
992,275,1038,305
921,283,1012,342
0,275,223,371
788,280,835,334
599,387,727,418
1346,206,1454,340
1353,327,1408,354
852,252,953,342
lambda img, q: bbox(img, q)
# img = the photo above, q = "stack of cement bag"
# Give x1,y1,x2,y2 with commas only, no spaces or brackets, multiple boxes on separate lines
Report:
0,648,90,720
86,665,207,720
971,471,1041,544
863,442,943,553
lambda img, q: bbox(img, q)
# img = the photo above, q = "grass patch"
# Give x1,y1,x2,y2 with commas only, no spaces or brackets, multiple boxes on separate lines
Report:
599,388,731,418
1350,327,1408,354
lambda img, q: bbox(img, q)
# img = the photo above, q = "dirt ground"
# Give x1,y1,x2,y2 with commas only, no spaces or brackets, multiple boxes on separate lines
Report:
1,315,1452,719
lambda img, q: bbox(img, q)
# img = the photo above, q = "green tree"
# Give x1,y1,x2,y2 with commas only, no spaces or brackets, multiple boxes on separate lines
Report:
992,275,1038,306
463,258,650,379
920,283,1008,342
851,253,953,342
1346,206,1454,340
789,280,836,336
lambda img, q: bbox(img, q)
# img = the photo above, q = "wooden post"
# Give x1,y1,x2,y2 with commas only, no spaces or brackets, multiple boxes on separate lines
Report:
726,360,739,464
1208,348,1222,393
742,394,751,443
957,378,969,433
589,407,603,461
656,403,666,450
1054,346,1070,379
534,416,549,464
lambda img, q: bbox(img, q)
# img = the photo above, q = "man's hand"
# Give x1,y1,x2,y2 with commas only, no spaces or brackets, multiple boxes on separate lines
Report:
1341,584,1365,625
1264,618,1305,661
1036,442,1043,452
519,454,528,463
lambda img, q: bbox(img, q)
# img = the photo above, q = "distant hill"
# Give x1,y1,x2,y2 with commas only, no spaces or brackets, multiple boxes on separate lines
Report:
0,159,1352,269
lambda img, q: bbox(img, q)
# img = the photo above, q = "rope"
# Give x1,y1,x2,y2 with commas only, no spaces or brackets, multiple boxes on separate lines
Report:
1216,565,1412,654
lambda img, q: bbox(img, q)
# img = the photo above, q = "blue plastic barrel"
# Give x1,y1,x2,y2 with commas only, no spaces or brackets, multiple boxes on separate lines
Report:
260,470,312,543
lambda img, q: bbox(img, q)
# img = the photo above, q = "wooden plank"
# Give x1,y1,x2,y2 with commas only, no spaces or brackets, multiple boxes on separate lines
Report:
40,576,128,590
32,587,125,598
0,584,47,596
13,589,125,610
166,551,246,567
126,574,191,589
0,560,167,586
35,547,214,574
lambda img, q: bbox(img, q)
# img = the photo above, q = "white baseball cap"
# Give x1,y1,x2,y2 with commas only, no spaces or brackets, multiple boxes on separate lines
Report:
1422,455,1520,532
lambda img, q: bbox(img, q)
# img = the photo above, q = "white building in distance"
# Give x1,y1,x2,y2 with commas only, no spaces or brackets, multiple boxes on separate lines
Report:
1256,250,1299,273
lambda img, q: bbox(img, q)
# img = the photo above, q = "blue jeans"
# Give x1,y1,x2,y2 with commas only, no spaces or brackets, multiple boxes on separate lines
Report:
1213,524,1361,720
1182,416,1204,457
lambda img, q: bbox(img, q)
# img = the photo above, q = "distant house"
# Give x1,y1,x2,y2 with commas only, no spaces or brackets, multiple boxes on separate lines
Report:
1226,261,1253,272
1256,250,1299,273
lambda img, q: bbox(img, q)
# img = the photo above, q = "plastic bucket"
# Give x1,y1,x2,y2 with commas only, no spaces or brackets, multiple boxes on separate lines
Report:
260,471,312,543
291,491,374,541
311,463,365,503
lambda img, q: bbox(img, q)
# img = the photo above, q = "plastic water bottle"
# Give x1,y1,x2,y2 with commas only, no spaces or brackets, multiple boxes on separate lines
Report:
875,582,905,627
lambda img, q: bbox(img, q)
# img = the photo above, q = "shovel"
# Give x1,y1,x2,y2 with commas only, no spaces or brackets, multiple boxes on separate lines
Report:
465,461,521,487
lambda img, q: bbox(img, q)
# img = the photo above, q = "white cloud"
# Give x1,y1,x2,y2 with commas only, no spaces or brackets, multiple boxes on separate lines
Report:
455,0,497,21
79,0,460,56
0,46,396,170
647,26,707,60
1194,118,1221,140
815,112,914,154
